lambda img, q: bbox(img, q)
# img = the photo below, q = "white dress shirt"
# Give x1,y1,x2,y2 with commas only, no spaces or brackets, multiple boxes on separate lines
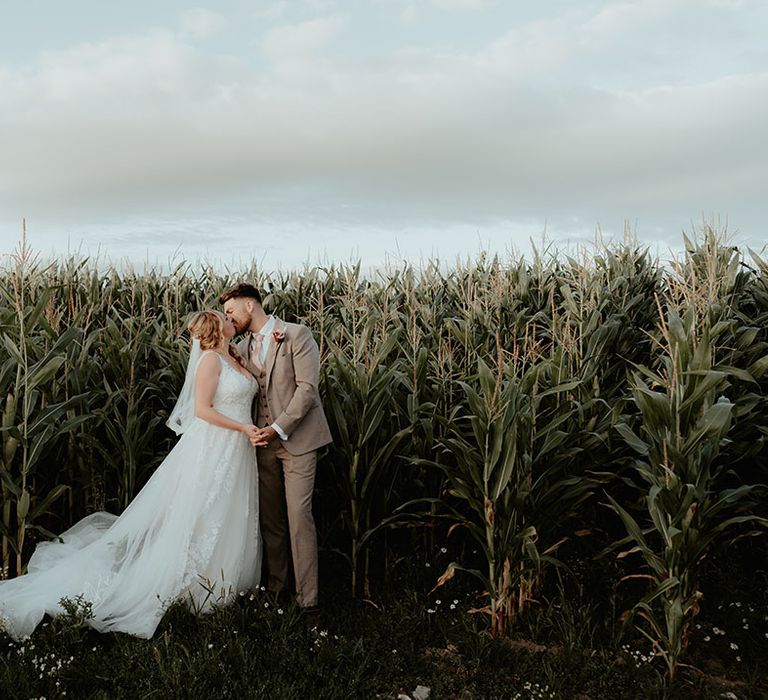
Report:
251,315,275,365
251,315,288,441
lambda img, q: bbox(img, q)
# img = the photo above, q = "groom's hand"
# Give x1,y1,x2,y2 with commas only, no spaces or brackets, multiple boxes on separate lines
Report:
253,426,278,446
244,425,269,448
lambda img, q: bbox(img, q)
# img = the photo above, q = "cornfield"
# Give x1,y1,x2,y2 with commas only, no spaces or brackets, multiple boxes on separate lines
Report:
1,225,767,680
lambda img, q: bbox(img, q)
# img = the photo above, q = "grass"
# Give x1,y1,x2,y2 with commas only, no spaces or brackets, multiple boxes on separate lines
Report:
2,549,767,699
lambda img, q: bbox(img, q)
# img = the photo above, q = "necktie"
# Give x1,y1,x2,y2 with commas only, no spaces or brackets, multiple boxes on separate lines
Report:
251,333,264,369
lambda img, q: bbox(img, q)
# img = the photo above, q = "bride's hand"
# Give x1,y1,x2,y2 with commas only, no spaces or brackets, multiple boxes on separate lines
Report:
242,424,269,447
242,424,260,439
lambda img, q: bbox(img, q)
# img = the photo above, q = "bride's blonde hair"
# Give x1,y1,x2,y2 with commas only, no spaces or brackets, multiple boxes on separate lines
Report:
188,311,223,350
187,310,246,367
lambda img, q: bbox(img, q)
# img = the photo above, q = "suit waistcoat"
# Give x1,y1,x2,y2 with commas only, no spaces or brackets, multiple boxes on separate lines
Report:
253,363,273,428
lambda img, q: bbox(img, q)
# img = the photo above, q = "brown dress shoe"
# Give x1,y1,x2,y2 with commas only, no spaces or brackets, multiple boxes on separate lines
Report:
300,605,322,629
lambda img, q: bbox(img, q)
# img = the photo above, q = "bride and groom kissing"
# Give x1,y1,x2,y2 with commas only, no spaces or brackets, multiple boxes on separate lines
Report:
0,282,331,640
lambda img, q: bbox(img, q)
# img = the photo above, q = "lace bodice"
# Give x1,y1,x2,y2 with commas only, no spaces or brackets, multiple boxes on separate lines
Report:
201,351,258,424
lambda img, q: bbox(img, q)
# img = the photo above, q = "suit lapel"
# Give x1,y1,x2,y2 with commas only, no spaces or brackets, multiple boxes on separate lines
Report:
265,317,286,387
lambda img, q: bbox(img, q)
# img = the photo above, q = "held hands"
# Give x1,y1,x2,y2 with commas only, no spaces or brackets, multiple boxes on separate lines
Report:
241,424,277,447
250,426,278,448
242,424,269,448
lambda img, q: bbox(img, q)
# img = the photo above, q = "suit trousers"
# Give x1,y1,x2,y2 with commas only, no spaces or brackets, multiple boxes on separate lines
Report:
256,441,318,608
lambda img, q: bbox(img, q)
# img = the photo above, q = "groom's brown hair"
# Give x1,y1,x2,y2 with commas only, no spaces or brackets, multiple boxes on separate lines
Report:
219,282,263,305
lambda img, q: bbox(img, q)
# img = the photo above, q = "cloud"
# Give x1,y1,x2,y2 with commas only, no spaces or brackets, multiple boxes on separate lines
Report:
580,0,669,39
179,8,228,38
262,15,347,72
253,0,339,21
431,0,485,10
0,1,766,250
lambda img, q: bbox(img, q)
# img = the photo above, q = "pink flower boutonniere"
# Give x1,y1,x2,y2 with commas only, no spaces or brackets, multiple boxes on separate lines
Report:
272,330,286,344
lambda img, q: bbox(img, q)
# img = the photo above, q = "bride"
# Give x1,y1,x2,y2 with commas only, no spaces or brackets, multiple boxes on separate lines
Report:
0,310,263,640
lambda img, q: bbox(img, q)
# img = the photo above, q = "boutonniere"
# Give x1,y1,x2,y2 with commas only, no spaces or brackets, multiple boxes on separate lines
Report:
272,330,286,344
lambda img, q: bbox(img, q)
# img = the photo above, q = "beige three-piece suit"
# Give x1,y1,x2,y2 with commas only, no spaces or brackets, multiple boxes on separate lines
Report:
236,317,332,608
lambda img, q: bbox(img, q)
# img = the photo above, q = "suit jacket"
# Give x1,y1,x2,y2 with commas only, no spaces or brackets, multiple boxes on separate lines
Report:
237,317,332,456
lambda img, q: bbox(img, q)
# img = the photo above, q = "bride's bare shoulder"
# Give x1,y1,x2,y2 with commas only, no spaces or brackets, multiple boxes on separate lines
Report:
196,351,223,376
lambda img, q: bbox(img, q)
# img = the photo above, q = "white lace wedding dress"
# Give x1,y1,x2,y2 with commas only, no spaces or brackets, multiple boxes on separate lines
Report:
0,351,261,640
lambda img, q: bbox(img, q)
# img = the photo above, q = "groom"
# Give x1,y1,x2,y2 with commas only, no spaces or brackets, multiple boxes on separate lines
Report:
219,282,332,622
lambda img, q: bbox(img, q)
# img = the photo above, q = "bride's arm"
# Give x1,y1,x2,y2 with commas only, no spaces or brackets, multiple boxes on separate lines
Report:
194,354,259,438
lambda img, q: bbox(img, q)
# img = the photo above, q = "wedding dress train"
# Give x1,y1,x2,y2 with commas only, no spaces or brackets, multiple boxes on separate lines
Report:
0,352,261,640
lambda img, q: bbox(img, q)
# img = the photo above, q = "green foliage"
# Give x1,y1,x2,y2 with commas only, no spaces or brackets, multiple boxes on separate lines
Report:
609,232,768,680
322,345,411,596
420,355,594,636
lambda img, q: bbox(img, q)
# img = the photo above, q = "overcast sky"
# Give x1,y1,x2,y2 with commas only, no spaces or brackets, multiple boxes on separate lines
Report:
1,0,766,269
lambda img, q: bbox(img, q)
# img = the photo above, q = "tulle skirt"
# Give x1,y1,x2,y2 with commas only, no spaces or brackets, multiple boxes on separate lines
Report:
0,417,261,640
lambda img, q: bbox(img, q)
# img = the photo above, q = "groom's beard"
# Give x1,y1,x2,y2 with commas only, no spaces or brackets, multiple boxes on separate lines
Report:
229,318,249,335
